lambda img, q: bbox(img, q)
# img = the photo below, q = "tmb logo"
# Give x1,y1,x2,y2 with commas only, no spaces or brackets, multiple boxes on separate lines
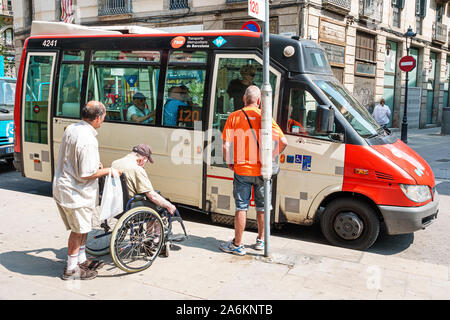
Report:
171,36,186,49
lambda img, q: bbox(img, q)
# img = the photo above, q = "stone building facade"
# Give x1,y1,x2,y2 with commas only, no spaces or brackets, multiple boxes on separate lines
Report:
12,0,450,128
0,0,14,78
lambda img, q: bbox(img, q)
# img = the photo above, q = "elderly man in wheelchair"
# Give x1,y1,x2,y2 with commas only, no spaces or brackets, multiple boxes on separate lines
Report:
86,144,187,273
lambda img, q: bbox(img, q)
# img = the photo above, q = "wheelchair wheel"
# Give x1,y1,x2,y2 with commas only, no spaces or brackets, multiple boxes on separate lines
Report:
86,218,117,256
110,206,164,273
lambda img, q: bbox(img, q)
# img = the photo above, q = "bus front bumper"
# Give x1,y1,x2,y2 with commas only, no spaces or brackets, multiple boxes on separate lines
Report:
378,192,439,235
0,144,14,160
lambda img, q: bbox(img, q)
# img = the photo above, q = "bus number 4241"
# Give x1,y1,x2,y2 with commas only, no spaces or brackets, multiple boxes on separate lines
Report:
42,40,58,47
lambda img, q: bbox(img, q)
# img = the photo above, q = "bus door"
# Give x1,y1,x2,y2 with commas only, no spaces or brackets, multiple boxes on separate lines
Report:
278,82,345,224
21,52,57,182
205,53,281,221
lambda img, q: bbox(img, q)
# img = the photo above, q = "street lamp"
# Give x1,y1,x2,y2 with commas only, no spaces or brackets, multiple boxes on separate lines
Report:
401,26,416,144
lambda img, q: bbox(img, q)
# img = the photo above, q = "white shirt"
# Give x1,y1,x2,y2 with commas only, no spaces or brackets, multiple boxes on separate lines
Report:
372,104,391,126
52,120,100,209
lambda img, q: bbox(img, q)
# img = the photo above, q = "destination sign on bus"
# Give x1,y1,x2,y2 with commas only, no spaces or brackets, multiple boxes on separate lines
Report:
248,0,265,22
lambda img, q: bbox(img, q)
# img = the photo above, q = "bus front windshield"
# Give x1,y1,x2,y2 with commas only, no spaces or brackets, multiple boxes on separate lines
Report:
315,80,382,138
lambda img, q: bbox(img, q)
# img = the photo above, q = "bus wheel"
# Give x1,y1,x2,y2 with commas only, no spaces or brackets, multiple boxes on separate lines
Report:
320,198,380,250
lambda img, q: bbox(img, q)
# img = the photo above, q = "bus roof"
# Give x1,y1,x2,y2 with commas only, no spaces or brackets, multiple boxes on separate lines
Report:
26,22,332,76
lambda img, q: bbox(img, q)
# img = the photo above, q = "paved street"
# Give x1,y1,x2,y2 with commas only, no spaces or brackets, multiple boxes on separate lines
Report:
0,127,449,301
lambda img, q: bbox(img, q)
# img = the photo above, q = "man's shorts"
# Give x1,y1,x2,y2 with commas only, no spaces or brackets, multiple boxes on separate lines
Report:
233,173,271,212
56,202,96,234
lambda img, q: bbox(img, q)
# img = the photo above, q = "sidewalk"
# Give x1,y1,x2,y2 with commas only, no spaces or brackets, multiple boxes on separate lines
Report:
0,187,449,300
0,127,449,300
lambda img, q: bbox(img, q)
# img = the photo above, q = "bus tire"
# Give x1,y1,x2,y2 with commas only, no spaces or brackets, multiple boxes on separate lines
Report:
320,198,379,250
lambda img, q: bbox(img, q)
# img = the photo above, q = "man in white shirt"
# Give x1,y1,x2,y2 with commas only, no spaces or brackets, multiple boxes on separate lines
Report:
372,98,391,128
53,100,121,280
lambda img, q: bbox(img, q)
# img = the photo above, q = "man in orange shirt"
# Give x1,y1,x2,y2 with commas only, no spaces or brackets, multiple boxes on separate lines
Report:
220,85,288,256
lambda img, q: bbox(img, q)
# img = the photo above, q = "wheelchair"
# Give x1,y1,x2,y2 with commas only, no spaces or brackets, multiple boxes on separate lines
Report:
86,174,188,273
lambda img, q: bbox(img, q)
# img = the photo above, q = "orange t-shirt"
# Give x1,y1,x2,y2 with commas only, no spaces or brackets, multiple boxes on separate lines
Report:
222,105,284,176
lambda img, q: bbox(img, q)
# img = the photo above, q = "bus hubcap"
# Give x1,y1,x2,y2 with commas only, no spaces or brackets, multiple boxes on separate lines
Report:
334,212,363,240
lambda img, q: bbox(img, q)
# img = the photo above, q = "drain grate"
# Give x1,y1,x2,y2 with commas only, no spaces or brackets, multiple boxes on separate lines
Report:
436,159,450,162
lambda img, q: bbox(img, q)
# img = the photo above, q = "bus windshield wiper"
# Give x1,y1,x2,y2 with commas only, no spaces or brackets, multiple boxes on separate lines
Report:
0,108,10,113
366,127,385,139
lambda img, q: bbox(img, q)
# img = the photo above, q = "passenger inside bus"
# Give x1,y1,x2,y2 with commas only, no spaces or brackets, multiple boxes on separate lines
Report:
126,92,155,124
227,64,256,111
163,86,188,126
287,104,307,135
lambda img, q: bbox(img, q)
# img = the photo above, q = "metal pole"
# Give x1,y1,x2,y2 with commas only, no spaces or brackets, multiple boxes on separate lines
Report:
401,45,410,144
261,0,272,258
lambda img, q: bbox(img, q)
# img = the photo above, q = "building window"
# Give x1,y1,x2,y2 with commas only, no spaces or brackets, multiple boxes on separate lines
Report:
415,16,423,35
98,0,132,16
169,0,189,10
4,0,12,12
392,0,404,28
415,0,427,17
3,28,13,46
355,31,376,77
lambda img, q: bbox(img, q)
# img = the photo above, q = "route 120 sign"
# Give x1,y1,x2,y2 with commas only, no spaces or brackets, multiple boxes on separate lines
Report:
248,0,265,22
399,55,416,72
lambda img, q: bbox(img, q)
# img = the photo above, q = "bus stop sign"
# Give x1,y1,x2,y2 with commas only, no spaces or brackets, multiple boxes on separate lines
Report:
399,55,416,72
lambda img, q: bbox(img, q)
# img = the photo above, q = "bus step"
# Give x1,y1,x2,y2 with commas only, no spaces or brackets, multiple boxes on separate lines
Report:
211,213,257,230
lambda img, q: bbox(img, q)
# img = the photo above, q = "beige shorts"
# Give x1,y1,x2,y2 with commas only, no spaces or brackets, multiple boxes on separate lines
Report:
56,203,97,234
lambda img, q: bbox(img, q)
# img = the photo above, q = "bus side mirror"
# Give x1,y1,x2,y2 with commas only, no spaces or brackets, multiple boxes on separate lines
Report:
315,105,334,134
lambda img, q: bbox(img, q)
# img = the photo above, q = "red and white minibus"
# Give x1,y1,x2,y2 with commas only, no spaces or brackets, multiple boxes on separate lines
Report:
13,21,438,250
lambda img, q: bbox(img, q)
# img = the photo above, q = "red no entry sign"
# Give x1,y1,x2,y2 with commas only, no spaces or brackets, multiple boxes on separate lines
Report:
399,55,416,72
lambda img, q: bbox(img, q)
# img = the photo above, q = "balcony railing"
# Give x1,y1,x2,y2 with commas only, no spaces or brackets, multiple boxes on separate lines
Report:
170,0,189,10
322,0,351,15
433,22,447,44
359,0,383,23
98,0,132,16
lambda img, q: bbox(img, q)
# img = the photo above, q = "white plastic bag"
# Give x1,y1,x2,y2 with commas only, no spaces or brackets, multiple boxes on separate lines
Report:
99,168,123,220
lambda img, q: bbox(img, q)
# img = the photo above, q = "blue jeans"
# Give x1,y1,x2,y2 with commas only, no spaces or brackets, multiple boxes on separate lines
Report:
233,173,270,212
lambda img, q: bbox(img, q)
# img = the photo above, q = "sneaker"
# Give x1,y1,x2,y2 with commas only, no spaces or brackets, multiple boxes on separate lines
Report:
254,238,264,251
79,258,104,271
219,240,246,256
61,265,97,281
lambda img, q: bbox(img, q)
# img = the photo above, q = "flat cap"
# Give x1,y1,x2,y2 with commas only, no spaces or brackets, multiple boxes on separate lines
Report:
133,92,146,100
132,144,154,163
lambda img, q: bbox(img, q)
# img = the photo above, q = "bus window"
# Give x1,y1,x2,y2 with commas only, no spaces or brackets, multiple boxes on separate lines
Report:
163,51,207,128
212,57,278,132
210,55,280,168
93,50,160,62
286,88,331,139
24,55,54,144
56,51,85,118
88,51,160,124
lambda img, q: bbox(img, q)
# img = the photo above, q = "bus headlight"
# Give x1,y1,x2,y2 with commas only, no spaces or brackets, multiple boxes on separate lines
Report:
399,184,432,203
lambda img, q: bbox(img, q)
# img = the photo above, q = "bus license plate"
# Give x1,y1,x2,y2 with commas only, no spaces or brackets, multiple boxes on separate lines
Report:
0,145,13,155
